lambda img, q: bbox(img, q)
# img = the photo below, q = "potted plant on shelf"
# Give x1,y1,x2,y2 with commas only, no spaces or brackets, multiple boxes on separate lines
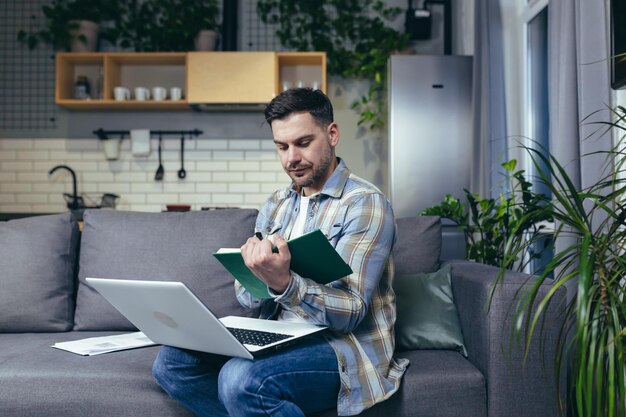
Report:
497,106,626,417
187,0,220,51
108,0,220,52
17,0,120,51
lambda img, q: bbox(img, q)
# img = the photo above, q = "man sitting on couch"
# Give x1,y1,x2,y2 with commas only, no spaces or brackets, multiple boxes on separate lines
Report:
152,88,408,416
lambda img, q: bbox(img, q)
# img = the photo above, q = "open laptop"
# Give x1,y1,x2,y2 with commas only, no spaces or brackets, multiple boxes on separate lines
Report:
86,278,327,360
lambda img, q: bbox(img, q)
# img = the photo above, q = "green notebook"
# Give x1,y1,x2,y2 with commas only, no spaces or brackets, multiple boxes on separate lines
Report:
213,229,353,299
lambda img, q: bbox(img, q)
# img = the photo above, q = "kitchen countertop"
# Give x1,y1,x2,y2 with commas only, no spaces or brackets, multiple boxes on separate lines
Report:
0,213,60,221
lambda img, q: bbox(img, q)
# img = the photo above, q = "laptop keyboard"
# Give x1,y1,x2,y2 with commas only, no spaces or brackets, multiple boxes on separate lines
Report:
226,327,292,347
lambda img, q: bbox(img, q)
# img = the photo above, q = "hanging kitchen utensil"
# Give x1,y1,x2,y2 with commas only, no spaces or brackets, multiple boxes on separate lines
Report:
154,133,164,181
178,133,186,179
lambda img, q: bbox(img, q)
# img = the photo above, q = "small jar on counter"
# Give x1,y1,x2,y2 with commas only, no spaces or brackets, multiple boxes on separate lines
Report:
74,75,91,100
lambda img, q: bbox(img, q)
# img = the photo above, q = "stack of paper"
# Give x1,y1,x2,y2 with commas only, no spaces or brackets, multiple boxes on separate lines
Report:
51,332,157,356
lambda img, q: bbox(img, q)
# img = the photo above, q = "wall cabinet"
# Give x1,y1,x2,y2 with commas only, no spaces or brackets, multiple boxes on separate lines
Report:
55,52,326,111
56,53,187,110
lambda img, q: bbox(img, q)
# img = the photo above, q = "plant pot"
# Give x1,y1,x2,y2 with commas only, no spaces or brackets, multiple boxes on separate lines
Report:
70,20,99,52
194,30,218,51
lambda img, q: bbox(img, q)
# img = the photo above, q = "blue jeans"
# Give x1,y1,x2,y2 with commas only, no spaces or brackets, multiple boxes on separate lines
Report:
152,336,340,417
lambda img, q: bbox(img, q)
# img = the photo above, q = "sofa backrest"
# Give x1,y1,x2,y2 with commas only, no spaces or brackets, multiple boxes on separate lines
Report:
0,211,442,333
73,209,260,331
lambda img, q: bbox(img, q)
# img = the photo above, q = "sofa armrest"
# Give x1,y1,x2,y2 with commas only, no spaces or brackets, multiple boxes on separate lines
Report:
448,260,566,417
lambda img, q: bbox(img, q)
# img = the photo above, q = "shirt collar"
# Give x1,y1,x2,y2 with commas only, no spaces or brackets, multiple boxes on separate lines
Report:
287,157,350,199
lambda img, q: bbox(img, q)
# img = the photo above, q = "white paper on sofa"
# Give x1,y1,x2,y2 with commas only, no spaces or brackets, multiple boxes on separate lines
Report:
51,332,157,356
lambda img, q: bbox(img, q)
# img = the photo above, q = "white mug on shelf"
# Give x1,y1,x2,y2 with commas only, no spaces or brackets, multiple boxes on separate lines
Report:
152,86,167,101
113,86,130,101
169,87,183,101
296,80,305,88
311,80,321,90
134,87,150,101
281,81,292,92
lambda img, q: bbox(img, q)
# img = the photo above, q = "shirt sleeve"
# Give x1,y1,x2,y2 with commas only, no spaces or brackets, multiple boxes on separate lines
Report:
273,192,396,333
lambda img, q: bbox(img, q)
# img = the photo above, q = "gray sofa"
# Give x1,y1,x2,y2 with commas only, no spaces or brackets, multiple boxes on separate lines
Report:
0,209,565,417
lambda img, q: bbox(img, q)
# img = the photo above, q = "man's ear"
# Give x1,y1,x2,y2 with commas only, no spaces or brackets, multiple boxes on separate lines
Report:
327,122,339,147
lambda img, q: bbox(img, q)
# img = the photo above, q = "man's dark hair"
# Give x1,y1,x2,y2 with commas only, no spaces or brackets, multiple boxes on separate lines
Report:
264,88,334,128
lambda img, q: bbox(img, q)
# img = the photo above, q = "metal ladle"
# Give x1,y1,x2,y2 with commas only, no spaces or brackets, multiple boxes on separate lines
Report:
154,133,164,181
178,133,186,179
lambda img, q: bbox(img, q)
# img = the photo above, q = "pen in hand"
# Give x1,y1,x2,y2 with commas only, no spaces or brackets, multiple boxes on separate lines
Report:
256,232,279,253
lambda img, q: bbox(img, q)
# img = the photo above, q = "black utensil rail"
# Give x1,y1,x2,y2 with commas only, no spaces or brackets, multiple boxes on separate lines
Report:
93,129,203,140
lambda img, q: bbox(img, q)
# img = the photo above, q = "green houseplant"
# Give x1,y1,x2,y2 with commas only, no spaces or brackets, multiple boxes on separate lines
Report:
17,0,120,51
501,106,626,417
257,0,409,130
422,160,554,272
109,0,220,52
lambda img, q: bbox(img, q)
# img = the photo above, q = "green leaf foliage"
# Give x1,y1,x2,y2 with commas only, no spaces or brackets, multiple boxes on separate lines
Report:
108,0,220,52
422,160,553,271
497,106,626,417
16,0,121,51
17,0,220,52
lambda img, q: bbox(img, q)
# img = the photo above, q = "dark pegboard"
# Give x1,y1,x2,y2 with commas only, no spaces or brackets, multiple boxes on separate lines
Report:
241,0,289,51
1,0,289,133
0,0,57,131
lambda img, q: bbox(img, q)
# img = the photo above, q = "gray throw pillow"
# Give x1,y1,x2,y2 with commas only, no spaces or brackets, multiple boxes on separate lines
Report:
74,209,259,330
0,213,80,332
394,263,467,356
394,216,441,275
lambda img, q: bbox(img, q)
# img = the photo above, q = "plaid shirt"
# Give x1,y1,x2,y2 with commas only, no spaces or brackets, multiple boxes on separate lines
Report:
235,158,409,416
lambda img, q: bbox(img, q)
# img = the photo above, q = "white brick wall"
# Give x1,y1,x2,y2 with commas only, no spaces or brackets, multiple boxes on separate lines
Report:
0,138,289,213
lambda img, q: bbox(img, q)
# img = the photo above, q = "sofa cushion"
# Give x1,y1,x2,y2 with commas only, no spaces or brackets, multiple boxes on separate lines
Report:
310,350,486,417
74,209,259,330
0,213,80,332
0,332,193,417
394,263,467,355
394,216,441,275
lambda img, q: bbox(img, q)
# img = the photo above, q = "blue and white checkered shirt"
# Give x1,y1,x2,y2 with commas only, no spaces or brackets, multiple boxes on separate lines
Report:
235,158,409,416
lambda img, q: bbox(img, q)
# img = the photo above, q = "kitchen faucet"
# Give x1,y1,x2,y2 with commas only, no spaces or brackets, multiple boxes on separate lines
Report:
48,165,79,209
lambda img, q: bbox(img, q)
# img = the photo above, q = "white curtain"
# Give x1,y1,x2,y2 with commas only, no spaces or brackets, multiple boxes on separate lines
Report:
471,0,508,198
548,0,612,275
548,0,612,192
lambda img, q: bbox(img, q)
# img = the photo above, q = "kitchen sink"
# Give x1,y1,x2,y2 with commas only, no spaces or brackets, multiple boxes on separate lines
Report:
63,193,119,220
49,165,119,221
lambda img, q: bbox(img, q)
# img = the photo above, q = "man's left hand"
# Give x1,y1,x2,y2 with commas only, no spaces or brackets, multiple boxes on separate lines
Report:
241,234,292,294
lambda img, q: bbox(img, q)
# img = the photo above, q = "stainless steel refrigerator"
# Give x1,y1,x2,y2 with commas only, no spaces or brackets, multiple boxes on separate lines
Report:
388,55,473,258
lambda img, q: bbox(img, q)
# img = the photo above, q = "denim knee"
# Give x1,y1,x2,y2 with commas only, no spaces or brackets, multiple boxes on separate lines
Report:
152,346,192,399
218,358,259,405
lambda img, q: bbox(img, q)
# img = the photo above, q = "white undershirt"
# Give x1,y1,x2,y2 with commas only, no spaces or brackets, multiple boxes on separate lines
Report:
277,193,312,323
289,194,310,240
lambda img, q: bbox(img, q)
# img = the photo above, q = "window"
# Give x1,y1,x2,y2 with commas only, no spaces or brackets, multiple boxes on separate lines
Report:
525,2,550,196
522,0,552,274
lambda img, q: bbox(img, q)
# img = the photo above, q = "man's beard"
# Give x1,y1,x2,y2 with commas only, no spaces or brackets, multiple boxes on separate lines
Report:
288,150,333,189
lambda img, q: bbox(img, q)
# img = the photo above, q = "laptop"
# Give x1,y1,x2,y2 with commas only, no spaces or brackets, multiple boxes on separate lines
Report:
86,278,327,360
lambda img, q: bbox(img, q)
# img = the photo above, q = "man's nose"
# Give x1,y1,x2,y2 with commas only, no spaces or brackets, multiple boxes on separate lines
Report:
287,147,301,163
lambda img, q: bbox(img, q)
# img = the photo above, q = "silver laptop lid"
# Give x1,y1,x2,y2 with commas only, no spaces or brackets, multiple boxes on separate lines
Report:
86,278,327,359
86,278,254,359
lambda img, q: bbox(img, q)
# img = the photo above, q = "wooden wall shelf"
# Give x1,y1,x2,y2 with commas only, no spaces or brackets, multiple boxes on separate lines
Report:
55,52,327,111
